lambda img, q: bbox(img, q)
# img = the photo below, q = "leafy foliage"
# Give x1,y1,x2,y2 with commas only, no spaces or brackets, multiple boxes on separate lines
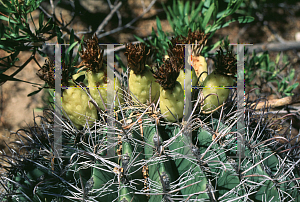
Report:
245,51,299,97
0,0,54,92
135,0,254,63
0,0,84,96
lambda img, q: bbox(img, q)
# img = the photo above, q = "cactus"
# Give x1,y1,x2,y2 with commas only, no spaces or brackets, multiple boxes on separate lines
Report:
1,33,300,202
1,84,300,201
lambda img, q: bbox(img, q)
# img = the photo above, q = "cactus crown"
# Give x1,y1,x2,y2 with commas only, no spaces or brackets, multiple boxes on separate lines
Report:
80,34,104,73
37,59,69,88
215,47,237,76
124,43,151,74
152,55,180,90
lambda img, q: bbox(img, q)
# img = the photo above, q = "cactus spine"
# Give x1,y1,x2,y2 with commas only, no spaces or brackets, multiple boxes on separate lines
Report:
1,34,300,202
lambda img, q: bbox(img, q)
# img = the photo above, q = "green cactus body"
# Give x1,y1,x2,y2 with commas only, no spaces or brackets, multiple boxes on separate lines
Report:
143,123,177,201
3,113,300,202
163,125,210,200
129,65,160,104
148,162,173,202
196,126,244,199
3,88,300,202
13,169,45,201
86,70,124,111
119,184,139,202
121,133,145,189
201,71,235,112
207,118,300,202
92,160,118,201
159,81,184,122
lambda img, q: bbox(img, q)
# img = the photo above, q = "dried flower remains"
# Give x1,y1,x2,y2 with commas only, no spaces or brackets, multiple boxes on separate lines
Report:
215,47,237,76
124,43,151,74
79,34,104,73
152,55,180,90
37,59,70,88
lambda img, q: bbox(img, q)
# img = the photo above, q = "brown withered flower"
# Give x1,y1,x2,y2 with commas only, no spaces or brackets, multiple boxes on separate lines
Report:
37,59,70,88
168,35,185,70
215,47,237,76
152,56,180,90
186,29,208,45
167,29,209,69
187,29,209,56
80,34,104,73
124,43,151,74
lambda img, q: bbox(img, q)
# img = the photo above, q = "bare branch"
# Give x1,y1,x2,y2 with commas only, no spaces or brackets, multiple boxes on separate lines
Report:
97,0,157,39
250,94,300,110
246,41,300,53
94,1,123,36
38,5,82,43
107,0,122,27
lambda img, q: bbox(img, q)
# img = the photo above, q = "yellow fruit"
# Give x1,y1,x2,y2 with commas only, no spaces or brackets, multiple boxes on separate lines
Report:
129,65,160,104
176,68,198,88
160,81,184,122
86,71,124,111
201,71,235,112
192,55,207,84
62,82,98,128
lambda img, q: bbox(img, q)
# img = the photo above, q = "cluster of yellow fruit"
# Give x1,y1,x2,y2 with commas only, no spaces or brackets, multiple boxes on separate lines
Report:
61,35,124,128
39,32,236,128
123,32,236,122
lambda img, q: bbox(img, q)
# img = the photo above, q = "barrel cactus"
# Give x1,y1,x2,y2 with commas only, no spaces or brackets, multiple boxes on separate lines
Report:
1,34,300,202
1,85,300,201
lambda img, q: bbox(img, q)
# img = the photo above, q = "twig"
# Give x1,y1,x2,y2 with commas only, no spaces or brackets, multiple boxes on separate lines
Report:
250,94,300,110
49,0,55,17
263,21,286,43
246,41,300,53
107,0,122,27
97,0,157,39
38,5,82,43
94,1,123,36
141,0,146,11
0,49,37,86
